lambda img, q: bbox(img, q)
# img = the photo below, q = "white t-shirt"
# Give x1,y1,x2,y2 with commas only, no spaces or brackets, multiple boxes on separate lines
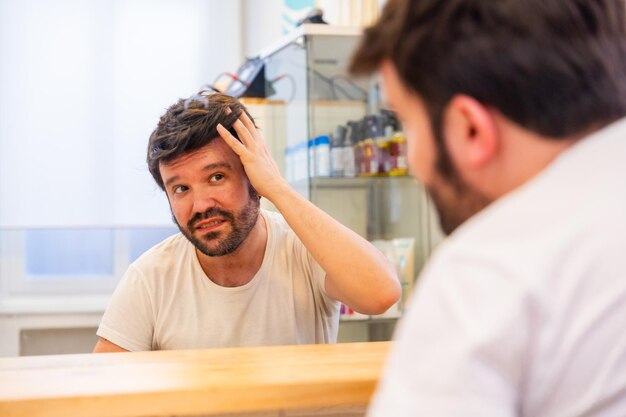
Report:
369,117,626,417
97,210,340,351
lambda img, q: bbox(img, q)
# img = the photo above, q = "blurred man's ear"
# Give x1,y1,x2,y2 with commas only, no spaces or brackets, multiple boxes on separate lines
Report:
443,95,499,173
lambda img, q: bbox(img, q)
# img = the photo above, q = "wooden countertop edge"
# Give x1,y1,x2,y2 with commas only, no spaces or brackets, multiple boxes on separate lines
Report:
1,381,375,417
0,342,391,417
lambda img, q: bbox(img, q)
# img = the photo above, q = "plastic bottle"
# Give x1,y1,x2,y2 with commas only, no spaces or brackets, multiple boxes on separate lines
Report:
374,115,390,175
360,116,379,176
314,135,331,177
384,125,395,174
330,126,346,177
343,122,357,178
352,121,365,176
383,111,409,176
390,131,408,176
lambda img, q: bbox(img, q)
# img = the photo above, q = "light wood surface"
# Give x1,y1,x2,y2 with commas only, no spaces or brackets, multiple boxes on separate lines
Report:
0,341,390,417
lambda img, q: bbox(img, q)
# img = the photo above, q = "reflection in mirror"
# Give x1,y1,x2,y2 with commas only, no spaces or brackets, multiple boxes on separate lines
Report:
0,4,441,359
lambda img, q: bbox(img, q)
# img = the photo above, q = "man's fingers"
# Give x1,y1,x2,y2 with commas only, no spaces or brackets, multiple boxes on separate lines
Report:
217,124,245,155
239,111,263,142
231,117,255,146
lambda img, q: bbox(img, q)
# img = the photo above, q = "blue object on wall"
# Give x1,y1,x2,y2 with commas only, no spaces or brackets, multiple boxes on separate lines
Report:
284,0,314,9
128,228,178,263
25,229,114,277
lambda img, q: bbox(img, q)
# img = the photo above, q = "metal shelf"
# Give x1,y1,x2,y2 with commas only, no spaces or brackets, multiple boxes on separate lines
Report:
299,175,416,189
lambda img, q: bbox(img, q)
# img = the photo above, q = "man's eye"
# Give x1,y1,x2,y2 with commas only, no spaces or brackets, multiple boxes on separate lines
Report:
173,185,188,194
210,173,225,182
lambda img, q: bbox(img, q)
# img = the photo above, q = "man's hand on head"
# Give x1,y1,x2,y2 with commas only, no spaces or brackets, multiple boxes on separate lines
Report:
217,110,289,202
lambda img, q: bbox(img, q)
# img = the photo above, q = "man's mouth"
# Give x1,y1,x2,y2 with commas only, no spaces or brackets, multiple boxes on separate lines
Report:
187,208,235,235
195,219,225,231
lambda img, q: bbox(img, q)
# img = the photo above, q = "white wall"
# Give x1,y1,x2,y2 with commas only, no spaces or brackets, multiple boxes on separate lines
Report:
0,0,244,356
0,0,243,228
243,0,285,58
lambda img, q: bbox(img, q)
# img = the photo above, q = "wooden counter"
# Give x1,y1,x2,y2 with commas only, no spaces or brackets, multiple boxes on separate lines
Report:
0,341,390,417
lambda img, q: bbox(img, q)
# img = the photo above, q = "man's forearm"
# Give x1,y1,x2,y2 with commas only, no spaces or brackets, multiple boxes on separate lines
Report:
268,183,401,315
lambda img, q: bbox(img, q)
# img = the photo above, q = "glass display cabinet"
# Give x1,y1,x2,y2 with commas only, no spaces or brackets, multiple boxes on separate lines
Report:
242,24,443,342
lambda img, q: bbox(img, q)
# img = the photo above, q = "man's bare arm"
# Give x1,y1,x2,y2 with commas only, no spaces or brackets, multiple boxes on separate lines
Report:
93,337,129,353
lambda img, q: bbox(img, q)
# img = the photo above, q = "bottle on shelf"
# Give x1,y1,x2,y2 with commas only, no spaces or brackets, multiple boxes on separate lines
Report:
308,138,316,178
330,125,346,177
386,112,409,176
389,131,408,176
311,109,408,180
360,116,379,177
354,120,366,176
314,135,331,177
343,122,357,178
374,115,391,175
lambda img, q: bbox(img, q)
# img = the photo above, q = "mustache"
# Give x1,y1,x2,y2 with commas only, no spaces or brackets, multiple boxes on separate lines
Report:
187,207,235,229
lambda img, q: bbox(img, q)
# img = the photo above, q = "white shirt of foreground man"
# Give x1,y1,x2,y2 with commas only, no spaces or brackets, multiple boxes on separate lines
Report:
371,118,626,416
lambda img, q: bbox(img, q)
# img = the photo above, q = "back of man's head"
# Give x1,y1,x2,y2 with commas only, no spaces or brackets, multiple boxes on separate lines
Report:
147,92,256,190
350,0,626,139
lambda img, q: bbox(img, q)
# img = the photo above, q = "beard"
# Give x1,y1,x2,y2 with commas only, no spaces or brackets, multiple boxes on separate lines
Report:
174,192,260,257
426,172,491,236
426,131,492,236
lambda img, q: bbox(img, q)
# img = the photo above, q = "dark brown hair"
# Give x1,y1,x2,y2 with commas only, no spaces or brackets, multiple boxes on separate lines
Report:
349,0,626,139
147,92,256,190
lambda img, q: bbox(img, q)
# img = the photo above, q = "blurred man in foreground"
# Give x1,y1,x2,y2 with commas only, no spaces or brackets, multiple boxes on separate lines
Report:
350,0,626,415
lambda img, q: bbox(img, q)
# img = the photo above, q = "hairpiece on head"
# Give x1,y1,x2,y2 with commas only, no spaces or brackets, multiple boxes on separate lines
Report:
183,94,209,111
183,84,222,110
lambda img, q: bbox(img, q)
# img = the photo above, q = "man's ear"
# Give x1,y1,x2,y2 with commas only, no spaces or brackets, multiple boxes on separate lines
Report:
443,95,499,170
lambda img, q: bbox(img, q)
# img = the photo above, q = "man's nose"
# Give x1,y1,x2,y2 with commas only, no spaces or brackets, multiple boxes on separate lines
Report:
191,191,218,216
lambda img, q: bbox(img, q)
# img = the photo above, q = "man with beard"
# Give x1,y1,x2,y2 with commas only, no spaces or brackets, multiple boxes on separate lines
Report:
93,92,400,352
349,0,626,416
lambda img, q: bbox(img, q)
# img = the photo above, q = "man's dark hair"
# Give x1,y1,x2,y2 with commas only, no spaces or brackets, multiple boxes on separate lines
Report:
147,92,256,190
350,0,626,140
